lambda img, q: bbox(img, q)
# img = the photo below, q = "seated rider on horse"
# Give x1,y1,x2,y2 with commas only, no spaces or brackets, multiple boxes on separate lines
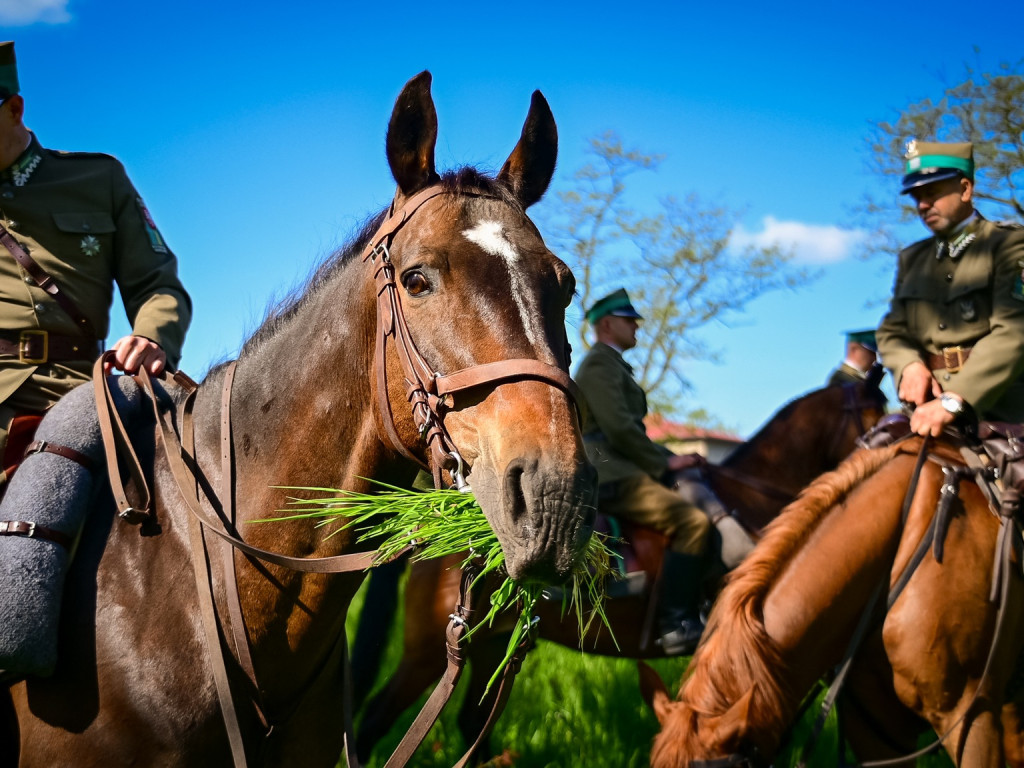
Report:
877,140,1024,434
574,288,746,656
0,41,191,484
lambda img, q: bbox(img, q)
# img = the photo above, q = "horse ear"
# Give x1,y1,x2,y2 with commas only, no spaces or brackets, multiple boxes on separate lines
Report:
386,71,440,199
497,90,557,209
702,687,755,749
638,661,675,725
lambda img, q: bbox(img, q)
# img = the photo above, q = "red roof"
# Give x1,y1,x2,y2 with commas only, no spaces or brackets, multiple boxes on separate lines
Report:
644,413,741,443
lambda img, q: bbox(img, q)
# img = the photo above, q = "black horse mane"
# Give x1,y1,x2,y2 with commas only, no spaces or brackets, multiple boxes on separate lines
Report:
237,167,521,358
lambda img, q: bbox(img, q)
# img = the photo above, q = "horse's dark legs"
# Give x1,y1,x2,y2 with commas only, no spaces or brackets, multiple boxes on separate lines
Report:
457,632,514,764
0,688,18,768
355,642,447,762
840,639,925,760
350,556,406,707
1001,698,1024,768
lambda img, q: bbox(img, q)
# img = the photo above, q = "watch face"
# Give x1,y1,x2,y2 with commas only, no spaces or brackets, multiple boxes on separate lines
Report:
941,395,962,414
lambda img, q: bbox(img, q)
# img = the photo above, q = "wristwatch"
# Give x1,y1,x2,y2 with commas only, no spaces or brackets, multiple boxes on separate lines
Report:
939,393,964,416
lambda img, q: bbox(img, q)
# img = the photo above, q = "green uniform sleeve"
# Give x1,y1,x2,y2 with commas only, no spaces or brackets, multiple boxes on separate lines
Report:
109,163,191,368
576,350,667,479
949,229,1024,412
877,245,927,390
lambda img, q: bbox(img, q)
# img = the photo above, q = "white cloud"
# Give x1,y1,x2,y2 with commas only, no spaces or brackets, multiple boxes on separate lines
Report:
0,0,70,26
730,216,865,265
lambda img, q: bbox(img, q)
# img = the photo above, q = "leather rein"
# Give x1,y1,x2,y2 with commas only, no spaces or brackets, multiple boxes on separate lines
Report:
692,436,1022,768
93,183,579,768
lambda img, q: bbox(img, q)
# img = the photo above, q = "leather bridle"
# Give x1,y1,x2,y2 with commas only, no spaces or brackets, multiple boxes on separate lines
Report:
91,183,582,768
362,184,579,488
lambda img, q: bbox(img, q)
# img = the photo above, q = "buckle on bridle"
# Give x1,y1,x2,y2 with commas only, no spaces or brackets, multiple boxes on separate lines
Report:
19,329,48,364
368,241,391,264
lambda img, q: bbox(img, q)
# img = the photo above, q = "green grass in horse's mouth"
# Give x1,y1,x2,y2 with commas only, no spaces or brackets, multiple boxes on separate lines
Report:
257,479,617,694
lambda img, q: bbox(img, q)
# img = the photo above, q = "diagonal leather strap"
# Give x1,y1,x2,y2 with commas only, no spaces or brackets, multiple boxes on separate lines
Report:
0,223,97,338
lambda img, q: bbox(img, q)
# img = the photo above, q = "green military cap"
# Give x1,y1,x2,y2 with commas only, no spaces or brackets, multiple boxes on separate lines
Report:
845,329,877,352
0,42,19,101
900,140,974,194
586,288,643,325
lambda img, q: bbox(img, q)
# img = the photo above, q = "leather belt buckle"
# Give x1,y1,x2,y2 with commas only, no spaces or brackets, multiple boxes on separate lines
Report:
18,329,47,364
942,346,966,374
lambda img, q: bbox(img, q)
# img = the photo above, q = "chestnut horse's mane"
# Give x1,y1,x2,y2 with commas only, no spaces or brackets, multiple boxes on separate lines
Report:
239,167,519,358
669,441,904,736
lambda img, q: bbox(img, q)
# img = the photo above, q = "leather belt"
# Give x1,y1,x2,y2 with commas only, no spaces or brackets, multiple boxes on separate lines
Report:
0,330,101,364
926,345,972,374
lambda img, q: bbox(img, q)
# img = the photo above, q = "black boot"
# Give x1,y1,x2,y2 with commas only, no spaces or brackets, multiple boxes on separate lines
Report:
655,551,705,656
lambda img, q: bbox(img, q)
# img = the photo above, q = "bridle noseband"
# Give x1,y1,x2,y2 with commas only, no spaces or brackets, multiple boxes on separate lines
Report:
361,184,579,488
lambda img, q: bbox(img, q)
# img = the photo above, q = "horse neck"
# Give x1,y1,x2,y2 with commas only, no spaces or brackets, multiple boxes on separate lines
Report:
716,393,847,515
674,444,911,758
194,262,413,531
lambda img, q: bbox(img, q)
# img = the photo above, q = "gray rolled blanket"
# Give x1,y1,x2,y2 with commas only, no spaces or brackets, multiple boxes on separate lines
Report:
0,376,144,677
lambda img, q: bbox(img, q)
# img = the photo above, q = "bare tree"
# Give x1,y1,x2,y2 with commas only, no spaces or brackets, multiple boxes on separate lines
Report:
542,133,810,416
857,54,1024,262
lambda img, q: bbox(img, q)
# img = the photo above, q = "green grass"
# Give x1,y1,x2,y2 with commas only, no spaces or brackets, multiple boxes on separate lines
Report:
344,575,957,768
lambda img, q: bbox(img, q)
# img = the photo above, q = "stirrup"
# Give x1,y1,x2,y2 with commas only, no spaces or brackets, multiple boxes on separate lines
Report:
656,618,704,656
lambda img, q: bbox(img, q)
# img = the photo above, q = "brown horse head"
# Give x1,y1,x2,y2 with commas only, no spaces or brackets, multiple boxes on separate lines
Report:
373,72,595,582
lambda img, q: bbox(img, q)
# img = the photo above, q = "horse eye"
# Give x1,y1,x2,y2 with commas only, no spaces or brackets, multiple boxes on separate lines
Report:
401,270,431,296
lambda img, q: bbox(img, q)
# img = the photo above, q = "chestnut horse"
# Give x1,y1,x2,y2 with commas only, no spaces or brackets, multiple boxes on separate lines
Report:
4,72,597,767
641,434,1024,768
354,377,887,760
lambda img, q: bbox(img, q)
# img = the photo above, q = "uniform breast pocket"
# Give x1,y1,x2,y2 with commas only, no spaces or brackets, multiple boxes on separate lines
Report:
948,276,991,327
51,212,116,261
893,281,930,331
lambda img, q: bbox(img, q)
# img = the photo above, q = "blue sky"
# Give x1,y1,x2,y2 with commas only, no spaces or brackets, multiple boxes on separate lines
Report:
4,0,1023,436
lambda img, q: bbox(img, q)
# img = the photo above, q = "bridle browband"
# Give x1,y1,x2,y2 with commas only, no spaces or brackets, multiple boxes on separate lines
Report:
361,183,579,487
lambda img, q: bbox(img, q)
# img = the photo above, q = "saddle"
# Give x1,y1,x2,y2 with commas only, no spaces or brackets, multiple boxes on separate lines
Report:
859,414,1024,509
594,512,667,597
977,421,1024,500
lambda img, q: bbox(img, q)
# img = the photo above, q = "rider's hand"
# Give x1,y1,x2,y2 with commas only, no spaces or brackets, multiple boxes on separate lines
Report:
104,335,167,376
898,361,941,407
909,398,956,437
666,453,704,472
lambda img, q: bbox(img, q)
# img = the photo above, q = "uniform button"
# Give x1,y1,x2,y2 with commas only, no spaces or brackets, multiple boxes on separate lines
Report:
945,274,953,282
1,190,12,200
6,221,15,229
81,223,90,231
943,374,951,381
22,275,32,284
33,303,46,313
938,322,947,330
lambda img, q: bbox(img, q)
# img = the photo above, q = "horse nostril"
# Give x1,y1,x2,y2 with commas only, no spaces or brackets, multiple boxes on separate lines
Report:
504,461,528,523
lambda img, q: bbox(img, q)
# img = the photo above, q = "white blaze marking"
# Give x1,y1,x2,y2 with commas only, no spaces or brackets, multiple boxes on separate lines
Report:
462,220,543,348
